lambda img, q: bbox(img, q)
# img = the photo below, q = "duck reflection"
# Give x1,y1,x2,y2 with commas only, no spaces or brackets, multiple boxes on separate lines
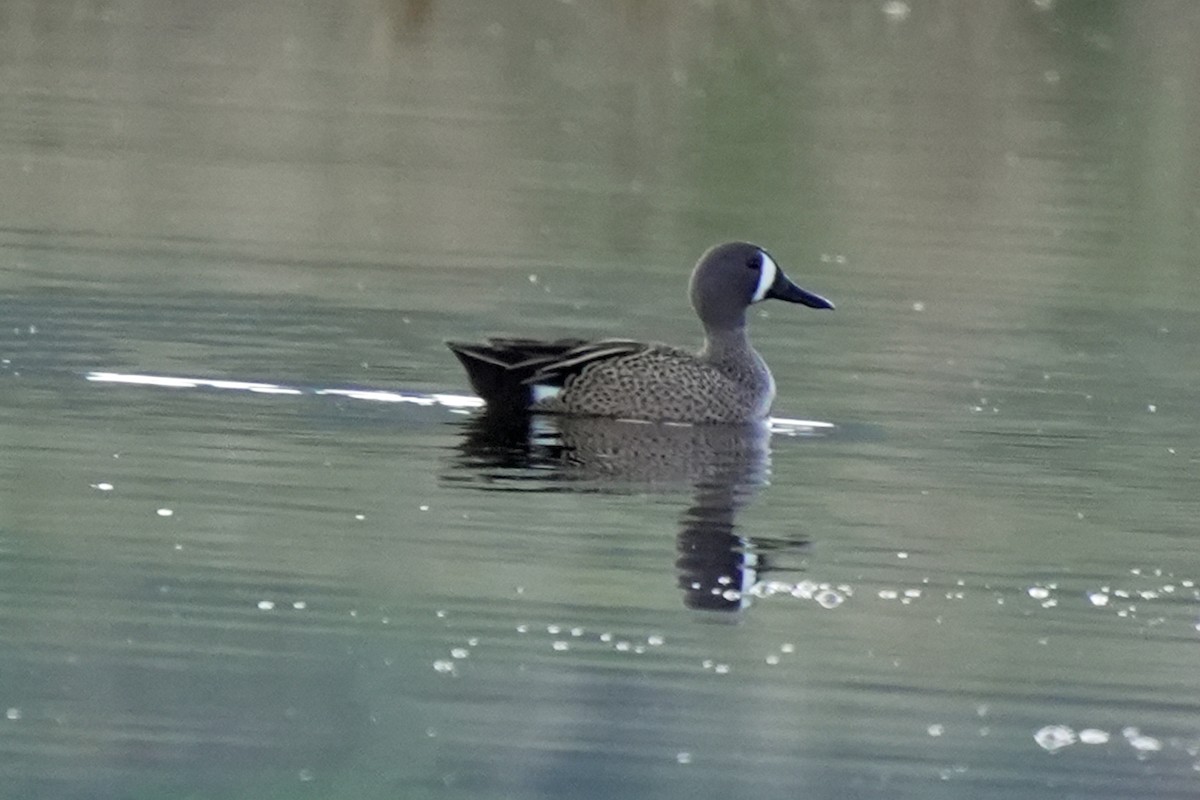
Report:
451,411,818,611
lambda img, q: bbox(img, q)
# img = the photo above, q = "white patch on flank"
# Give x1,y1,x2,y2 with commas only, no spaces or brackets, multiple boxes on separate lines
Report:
531,384,560,404
751,250,778,303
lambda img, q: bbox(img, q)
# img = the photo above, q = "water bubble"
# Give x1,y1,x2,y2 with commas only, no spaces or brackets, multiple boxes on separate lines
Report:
763,580,792,596
928,724,945,737
815,590,845,609
1035,725,1077,752
5,708,20,720
1079,729,1110,744
257,600,275,611
432,660,456,674
881,1,911,21
1088,592,1109,607
156,508,174,517
676,751,692,764
1027,586,1051,600
791,580,818,599
1123,728,1162,752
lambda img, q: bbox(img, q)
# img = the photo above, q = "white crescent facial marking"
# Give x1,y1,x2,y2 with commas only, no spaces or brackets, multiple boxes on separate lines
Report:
751,250,778,303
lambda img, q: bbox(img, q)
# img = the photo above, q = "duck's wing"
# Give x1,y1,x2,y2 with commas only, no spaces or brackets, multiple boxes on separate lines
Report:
447,337,589,370
521,338,653,388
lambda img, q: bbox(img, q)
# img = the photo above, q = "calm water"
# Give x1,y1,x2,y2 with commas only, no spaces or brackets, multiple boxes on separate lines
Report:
3,1,1200,798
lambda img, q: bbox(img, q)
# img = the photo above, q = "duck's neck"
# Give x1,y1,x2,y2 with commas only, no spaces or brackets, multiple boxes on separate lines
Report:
701,322,775,415
699,324,754,364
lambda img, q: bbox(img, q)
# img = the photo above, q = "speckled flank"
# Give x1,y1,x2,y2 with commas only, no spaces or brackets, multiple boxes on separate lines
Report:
536,343,775,423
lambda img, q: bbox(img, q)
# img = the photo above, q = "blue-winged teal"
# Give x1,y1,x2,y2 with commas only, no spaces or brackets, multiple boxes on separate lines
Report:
447,242,833,423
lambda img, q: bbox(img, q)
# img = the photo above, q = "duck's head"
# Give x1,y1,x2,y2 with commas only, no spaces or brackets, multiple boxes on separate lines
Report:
689,241,834,331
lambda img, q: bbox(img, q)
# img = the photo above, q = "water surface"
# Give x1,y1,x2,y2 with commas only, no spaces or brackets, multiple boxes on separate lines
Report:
3,1,1200,798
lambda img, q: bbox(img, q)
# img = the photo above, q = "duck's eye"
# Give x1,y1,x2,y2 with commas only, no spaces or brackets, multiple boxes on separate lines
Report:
745,253,761,270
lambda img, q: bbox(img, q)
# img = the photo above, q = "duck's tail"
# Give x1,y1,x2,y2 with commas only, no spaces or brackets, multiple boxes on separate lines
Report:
446,337,587,414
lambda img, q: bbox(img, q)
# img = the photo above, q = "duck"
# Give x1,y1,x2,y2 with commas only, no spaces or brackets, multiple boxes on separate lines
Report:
446,241,833,423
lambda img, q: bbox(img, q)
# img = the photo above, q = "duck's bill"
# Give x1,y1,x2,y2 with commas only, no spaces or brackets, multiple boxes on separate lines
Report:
766,272,835,309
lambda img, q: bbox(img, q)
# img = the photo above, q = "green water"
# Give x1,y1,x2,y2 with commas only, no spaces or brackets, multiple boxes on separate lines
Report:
3,1,1200,798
